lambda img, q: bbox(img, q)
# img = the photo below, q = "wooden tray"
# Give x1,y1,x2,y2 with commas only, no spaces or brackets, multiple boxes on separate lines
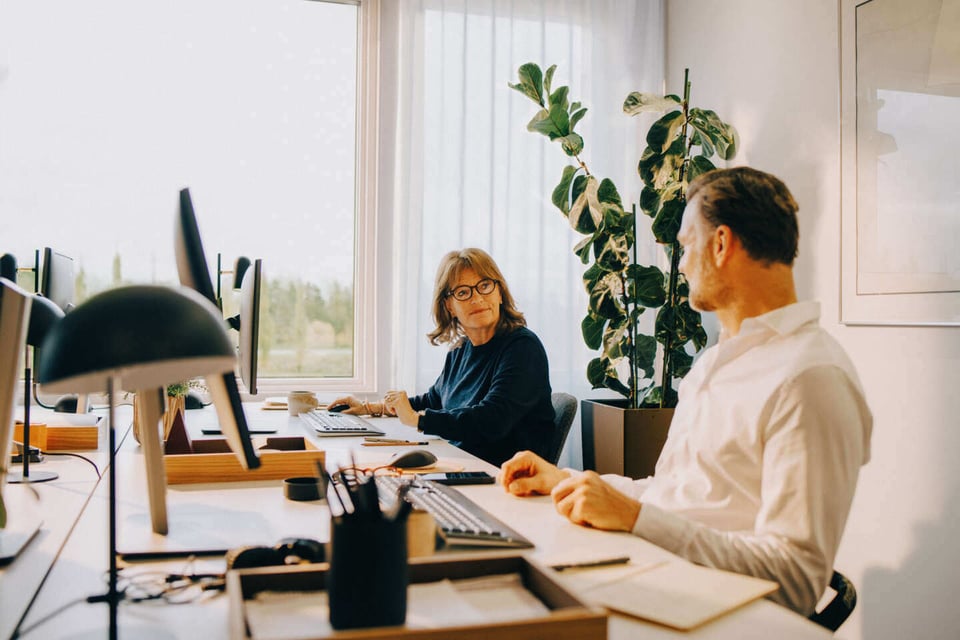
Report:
164,436,325,484
227,554,607,640
14,422,99,451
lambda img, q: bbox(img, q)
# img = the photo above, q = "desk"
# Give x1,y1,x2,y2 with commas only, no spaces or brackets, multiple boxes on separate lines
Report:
9,405,830,639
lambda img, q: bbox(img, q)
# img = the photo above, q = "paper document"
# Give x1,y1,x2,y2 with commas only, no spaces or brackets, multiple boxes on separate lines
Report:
581,561,778,630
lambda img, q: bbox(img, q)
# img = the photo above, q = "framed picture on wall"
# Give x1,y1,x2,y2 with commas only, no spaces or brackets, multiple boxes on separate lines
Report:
840,0,960,326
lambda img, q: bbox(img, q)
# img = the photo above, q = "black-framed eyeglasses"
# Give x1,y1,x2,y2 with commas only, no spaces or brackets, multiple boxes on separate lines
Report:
446,278,498,301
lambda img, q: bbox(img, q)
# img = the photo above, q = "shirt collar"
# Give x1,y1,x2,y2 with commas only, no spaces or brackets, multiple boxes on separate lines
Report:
739,301,820,338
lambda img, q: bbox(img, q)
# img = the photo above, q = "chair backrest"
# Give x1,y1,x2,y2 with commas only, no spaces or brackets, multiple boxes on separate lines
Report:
547,392,577,464
808,570,857,632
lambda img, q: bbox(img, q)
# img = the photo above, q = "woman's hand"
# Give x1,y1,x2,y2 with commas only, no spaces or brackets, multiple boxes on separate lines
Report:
325,395,364,415
383,390,418,427
550,471,641,531
498,451,571,496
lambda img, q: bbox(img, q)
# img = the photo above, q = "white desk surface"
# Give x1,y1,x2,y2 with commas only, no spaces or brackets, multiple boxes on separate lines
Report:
8,404,830,639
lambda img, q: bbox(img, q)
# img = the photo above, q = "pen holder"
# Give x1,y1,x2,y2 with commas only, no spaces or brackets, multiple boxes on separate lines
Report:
327,512,408,629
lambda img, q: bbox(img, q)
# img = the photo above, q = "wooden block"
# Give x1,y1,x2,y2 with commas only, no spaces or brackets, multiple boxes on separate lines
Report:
164,436,325,484
14,423,99,451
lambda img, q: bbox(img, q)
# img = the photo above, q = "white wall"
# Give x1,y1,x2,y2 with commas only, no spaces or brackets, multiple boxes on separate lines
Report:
666,2,960,638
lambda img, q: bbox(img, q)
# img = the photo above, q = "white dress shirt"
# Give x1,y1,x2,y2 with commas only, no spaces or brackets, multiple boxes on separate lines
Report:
599,301,872,615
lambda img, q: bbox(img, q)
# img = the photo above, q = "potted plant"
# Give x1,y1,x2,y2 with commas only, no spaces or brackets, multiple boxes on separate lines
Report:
132,380,202,444
510,64,737,476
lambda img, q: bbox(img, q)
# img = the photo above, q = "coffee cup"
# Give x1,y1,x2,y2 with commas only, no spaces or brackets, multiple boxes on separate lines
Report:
287,390,319,416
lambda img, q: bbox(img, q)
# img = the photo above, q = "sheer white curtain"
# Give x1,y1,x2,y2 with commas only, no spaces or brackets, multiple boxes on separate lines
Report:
379,0,665,468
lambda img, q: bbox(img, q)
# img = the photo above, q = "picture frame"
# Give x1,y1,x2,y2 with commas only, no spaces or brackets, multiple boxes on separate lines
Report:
839,0,960,326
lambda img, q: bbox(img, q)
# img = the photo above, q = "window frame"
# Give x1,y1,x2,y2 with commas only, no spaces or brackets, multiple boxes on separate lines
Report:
249,0,381,396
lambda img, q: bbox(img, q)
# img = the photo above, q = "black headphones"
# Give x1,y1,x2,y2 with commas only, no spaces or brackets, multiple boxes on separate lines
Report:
225,537,325,570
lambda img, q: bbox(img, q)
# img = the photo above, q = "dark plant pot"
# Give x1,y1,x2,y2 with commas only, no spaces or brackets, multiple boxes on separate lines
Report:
581,399,674,479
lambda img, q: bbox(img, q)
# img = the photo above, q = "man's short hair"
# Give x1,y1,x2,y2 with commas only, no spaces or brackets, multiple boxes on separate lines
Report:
686,167,799,266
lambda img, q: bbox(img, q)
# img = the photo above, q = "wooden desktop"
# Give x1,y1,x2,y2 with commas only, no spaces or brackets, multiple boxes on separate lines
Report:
3,404,830,639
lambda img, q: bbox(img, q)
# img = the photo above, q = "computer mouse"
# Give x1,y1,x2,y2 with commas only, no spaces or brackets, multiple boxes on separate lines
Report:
53,394,79,413
389,449,438,469
327,403,350,413
184,391,205,410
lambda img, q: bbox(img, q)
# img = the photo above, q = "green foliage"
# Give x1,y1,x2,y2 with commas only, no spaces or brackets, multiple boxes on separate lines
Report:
511,64,737,408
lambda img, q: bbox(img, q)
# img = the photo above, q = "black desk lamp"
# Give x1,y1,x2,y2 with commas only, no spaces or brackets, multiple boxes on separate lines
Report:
36,285,237,640
9,293,64,484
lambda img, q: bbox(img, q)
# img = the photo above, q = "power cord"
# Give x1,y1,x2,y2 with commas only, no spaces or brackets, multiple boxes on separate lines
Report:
41,451,101,479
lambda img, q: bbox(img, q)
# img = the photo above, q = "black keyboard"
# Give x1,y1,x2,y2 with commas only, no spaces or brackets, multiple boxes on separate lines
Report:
300,410,385,436
376,476,533,549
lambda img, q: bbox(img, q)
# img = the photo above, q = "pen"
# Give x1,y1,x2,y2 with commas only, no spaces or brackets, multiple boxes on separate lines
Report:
361,441,429,447
550,555,631,571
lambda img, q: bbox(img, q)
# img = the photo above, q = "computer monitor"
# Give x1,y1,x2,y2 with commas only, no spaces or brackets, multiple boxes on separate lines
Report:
225,258,261,396
0,278,42,564
0,254,17,282
39,247,75,312
174,187,260,472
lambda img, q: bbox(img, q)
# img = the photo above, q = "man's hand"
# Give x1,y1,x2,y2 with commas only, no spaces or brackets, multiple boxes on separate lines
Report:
551,471,641,532
498,451,570,496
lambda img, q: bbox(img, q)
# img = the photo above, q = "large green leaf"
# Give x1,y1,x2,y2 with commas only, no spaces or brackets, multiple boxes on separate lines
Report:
549,85,570,111
569,175,603,233
633,333,658,378
628,264,667,307
604,373,631,398
597,178,623,206
559,133,584,156
690,130,715,158
573,234,593,264
688,108,738,160
552,165,579,215
687,155,717,182
543,64,556,98
569,107,588,130
509,63,545,106
581,313,606,350
622,92,681,116
589,271,626,319
652,197,685,244
640,185,660,217
646,110,685,154
602,316,630,360
596,232,630,273
529,103,570,140
669,347,694,378
586,357,607,389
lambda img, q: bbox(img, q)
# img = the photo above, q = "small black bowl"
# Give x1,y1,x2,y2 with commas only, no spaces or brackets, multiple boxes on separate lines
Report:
284,476,322,501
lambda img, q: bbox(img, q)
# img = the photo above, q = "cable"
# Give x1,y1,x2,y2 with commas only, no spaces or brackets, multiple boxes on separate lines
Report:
11,596,88,638
41,451,101,478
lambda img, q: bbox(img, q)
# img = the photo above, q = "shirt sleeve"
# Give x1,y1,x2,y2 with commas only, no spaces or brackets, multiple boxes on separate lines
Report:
408,382,442,411
631,365,869,615
418,334,548,443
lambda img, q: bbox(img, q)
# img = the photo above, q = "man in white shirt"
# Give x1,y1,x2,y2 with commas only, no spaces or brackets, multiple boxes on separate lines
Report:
499,167,872,616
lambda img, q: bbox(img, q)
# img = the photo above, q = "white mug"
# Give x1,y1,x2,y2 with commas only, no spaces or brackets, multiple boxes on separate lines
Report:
287,390,319,416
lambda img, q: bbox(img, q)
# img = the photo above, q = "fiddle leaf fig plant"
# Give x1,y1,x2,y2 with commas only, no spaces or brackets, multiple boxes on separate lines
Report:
510,64,738,408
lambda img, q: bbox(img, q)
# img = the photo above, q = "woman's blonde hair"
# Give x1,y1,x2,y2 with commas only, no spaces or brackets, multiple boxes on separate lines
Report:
427,248,526,346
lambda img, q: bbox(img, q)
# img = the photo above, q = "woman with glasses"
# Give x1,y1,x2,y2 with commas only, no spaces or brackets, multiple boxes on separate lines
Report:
329,248,555,466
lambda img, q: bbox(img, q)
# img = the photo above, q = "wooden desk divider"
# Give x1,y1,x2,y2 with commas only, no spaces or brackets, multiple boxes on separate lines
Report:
162,413,325,484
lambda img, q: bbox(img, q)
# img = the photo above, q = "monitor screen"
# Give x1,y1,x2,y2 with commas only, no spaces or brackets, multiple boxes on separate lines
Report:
233,259,261,396
174,187,260,473
39,247,75,312
0,278,42,564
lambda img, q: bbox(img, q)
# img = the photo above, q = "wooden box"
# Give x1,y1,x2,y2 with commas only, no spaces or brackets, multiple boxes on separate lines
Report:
14,422,99,451
164,436,325,484
227,554,607,640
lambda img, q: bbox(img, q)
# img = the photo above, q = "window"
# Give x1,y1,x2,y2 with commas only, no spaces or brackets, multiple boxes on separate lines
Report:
0,0,379,394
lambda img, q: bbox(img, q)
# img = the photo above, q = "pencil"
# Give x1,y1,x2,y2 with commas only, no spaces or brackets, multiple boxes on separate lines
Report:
361,441,429,447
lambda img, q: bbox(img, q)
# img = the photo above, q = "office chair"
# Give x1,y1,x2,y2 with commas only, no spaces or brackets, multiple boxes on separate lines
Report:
547,392,578,464
808,570,857,632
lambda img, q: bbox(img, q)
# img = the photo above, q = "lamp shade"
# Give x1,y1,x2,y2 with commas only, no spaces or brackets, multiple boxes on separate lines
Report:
37,285,236,394
26,294,65,347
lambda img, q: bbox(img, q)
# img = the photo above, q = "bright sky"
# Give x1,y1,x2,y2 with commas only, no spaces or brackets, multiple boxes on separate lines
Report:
0,0,358,294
